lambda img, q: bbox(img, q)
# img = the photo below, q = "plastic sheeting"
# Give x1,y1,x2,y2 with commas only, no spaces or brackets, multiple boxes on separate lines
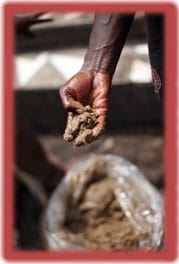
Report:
43,154,163,250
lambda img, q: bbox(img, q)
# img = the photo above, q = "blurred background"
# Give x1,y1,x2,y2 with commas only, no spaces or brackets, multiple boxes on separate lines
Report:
14,13,163,249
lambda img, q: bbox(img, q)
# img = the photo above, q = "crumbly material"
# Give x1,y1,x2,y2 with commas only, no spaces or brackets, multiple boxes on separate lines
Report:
64,178,145,250
63,106,101,147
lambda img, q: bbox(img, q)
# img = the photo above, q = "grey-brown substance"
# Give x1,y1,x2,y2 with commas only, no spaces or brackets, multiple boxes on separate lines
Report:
64,106,100,147
64,178,147,250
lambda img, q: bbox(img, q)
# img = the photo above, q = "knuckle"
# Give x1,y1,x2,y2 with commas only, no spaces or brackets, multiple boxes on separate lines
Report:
64,101,75,112
59,86,64,98
64,103,71,111
59,85,68,99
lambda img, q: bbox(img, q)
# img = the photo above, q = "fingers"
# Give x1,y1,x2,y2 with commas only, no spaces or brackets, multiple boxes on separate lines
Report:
30,13,53,25
59,86,84,114
66,112,73,127
63,112,73,142
32,17,53,24
15,13,53,38
92,114,106,138
65,100,84,114
32,18,53,24
33,12,46,18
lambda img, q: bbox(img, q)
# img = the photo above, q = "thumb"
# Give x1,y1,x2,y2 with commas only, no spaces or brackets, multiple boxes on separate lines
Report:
59,86,84,113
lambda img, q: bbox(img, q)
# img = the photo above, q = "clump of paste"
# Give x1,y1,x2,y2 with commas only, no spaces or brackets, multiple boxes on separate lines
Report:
64,105,101,147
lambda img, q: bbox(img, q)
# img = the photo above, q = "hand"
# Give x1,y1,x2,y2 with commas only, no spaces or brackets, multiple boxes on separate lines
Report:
15,13,52,37
60,70,111,141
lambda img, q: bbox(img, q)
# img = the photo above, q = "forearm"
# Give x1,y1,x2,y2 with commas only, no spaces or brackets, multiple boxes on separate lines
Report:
81,13,135,77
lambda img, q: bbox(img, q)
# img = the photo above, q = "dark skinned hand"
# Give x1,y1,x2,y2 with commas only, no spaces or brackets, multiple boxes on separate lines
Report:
15,13,52,37
60,70,111,143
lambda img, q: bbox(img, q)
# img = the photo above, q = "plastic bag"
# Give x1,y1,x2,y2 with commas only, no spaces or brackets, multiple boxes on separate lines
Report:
43,154,163,250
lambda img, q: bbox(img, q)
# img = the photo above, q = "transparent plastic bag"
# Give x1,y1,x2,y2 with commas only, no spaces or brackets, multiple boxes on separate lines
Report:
43,154,163,250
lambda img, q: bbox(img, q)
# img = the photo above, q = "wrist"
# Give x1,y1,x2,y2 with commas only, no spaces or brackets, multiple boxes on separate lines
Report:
80,48,116,77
